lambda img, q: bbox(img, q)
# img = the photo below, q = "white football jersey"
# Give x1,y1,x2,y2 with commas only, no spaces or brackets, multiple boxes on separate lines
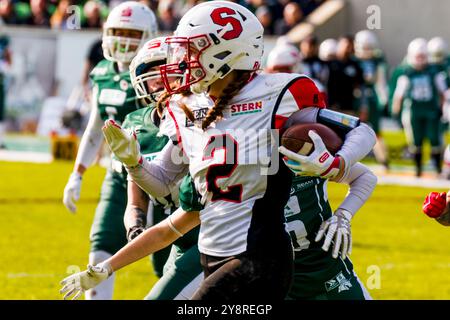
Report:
160,72,326,257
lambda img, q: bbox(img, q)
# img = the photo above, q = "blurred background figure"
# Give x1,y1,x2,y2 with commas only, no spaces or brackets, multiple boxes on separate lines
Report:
255,5,274,35
82,0,103,29
332,35,364,114
299,35,329,92
0,34,11,148
275,1,303,35
265,41,327,100
319,38,338,62
391,38,448,177
50,0,74,29
0,0,22,25
428,37,450,178
27,0,52,27
157,0,179,32
354,30,390,171
318,38,339,107
265,42,301,73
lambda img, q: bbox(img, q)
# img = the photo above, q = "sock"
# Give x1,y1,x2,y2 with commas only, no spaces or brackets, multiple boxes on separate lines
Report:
373,137,389,168
431,148,442,174
85,250,115,300
413,150,422,177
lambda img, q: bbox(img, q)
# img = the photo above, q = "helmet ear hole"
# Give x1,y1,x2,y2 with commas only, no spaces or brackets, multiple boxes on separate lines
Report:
209,64,214,69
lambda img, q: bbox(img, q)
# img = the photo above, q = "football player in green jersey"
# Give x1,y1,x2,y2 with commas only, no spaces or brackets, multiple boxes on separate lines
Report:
354,30,390,171
123,37,203,299
428,37,450,178
392,38,449,177
62,1,158,299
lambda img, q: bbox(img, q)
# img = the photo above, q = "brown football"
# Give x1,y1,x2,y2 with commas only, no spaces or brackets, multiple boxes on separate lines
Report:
281,123,343,156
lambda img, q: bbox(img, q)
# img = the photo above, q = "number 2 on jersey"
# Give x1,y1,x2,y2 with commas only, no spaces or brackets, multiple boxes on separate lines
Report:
203,134,243,203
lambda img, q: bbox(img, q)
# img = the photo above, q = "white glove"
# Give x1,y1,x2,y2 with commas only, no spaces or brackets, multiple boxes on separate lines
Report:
63,172,82,213
102,119,142,167
315,209,353,259
279,130,342,179
60,262,112,300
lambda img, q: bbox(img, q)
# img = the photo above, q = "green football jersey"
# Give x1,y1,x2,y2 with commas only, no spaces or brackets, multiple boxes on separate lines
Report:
357,55,387,88
401,65,442,112
429,56,450,87
90,59,139,123
122,106,168,160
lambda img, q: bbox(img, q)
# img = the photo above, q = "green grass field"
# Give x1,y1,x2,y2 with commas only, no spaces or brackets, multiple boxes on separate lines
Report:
1,160,450,300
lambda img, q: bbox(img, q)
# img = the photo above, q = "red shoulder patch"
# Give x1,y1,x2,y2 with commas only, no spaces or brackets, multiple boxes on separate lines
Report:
287,77,326,110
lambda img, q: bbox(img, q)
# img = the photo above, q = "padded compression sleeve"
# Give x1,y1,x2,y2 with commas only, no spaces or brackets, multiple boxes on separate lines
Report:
337,162,377,216
126,141,189,198
335,122,376,181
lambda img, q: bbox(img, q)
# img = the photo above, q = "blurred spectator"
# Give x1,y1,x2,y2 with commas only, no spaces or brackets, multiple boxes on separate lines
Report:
82,0,102,29
50,0,74,29
176,0,204,16
0,0,22,25
299,35,329,88
27,0,52,27
392,38,448,177
81,38,103,101
274,1,303,35
331,35,364,113
157,0,179,32
255,5,274,35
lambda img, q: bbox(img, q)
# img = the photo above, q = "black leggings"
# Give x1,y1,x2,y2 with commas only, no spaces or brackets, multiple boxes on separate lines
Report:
191,244,294,301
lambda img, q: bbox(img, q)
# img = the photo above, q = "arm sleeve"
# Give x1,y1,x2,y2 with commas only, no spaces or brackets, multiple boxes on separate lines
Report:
336,162,378,216
435,72,449,94
74,85,104,169
335,122,376,180
126,141,189,198
393,75,410,99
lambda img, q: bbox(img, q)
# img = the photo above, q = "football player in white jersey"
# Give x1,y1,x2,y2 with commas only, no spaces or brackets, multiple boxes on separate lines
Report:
60,1,376,300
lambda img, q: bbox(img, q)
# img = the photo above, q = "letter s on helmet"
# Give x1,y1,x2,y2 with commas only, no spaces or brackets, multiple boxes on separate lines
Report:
159,1,264,94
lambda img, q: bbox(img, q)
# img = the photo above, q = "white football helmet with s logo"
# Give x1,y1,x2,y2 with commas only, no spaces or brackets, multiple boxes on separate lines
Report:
160,1,264,94
102,1,158,63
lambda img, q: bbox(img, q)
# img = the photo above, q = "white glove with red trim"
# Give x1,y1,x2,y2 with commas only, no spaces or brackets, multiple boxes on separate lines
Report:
279,130,342,179
102,119,142,168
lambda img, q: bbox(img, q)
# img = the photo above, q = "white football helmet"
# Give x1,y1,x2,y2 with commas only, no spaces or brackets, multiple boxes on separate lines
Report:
354,30,379,59
428,37,448,64
102,1,158,63
319,38,337,61
130,37,170,103
266,44,300,73
407,38,428,69
159,1,264,94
